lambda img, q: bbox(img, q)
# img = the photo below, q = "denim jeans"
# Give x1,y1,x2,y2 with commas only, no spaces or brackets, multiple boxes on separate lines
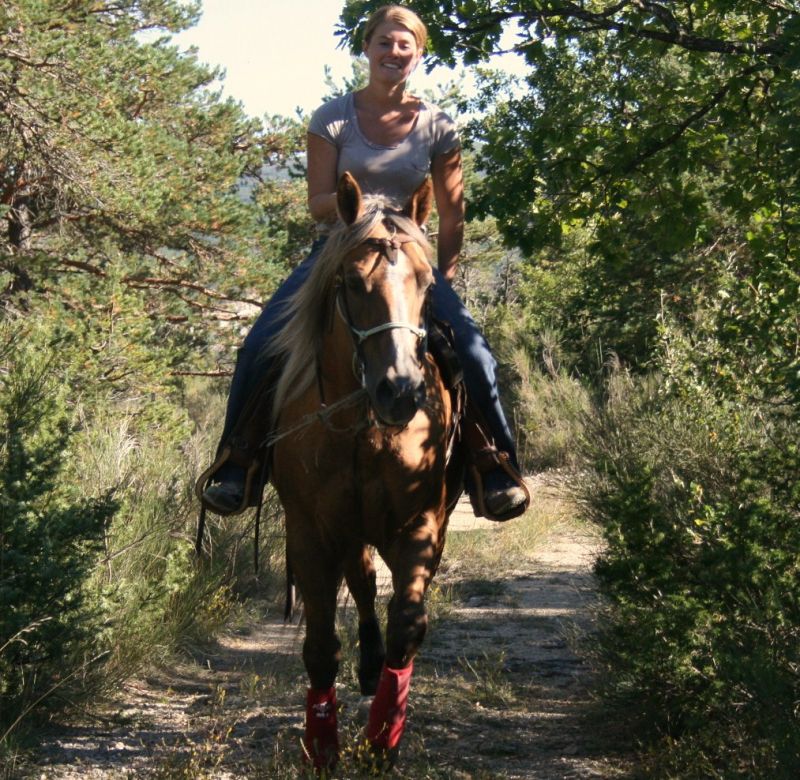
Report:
218,237,519,471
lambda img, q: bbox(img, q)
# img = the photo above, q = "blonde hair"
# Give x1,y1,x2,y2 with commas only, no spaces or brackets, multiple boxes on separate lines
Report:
362,5,428,53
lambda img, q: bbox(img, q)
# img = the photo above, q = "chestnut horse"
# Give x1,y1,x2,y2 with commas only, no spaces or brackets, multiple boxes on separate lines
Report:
266,172,462,770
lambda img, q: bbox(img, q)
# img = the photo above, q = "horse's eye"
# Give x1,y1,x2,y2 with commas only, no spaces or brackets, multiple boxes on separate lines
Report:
418,270,434,292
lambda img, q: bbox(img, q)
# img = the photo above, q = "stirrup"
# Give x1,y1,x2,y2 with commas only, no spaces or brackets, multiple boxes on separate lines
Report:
467,449,530,523
194,446,262,517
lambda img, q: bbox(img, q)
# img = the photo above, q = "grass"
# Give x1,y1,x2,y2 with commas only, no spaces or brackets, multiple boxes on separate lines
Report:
441,479,571,577
18,408,636,778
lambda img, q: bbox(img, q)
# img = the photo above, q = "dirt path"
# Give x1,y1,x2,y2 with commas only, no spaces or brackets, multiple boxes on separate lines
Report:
26,479,634,778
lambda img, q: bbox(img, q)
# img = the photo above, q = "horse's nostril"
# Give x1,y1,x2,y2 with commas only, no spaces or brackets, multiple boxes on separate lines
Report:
374,376,425,424
375,378,396,409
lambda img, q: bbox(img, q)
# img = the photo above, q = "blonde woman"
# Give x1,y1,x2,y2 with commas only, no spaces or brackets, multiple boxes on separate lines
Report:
202,5,528,523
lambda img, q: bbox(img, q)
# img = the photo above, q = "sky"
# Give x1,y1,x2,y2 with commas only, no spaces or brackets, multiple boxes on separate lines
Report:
171,0,480,119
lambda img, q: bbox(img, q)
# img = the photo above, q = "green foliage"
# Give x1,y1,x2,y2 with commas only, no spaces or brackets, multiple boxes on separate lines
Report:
580,366,800,775
342,1,800,374
0,322,118,733
0,0,306,742
1,0,311,384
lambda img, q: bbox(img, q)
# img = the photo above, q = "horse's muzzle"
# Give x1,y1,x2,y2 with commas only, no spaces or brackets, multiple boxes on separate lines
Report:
372,374,426,426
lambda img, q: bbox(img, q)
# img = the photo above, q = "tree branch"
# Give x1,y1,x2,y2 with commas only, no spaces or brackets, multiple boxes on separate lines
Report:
57,259,265,308
447,2,788,59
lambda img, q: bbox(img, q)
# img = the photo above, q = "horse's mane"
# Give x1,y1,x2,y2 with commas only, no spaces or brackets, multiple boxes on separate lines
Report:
265,197,433,423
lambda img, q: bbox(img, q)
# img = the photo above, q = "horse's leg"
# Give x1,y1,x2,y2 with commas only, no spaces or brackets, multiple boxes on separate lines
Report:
288,532,342,771
366,514,444,757
343,544,385,695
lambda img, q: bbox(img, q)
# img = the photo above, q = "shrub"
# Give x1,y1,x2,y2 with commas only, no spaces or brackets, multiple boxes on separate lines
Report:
0,326,118,736
486,310,591,472
579,369,800,775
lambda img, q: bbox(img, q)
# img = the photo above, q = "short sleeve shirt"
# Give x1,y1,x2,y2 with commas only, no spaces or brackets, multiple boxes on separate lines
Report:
308,92,460,208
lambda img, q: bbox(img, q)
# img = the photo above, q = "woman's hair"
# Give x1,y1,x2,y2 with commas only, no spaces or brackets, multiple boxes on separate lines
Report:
362,5,428,53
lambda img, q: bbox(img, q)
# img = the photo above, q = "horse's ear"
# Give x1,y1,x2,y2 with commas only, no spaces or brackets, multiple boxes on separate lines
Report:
404,177,433,226
337,172,363,225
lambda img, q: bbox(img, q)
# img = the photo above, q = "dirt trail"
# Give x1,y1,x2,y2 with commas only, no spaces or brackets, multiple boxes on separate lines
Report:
26,479,633,778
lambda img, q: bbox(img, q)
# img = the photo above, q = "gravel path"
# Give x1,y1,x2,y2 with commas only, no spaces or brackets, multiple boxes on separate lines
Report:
23,480,633,778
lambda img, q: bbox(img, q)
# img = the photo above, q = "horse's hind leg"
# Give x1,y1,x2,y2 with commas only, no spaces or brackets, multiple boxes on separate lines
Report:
344,544,385,695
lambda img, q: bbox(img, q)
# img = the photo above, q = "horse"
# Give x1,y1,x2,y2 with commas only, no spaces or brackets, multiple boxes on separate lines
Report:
266,171,463,771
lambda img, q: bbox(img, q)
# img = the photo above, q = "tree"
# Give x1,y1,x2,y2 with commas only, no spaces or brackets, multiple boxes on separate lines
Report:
341,1,800,379
0,0,313,735
1,0,310,391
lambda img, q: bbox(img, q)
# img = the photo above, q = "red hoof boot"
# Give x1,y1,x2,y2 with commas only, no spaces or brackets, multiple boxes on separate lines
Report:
303,686,339,773
365,663,413,767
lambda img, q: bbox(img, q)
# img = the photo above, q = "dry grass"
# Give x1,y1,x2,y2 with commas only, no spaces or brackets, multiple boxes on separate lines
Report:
22,480,636,779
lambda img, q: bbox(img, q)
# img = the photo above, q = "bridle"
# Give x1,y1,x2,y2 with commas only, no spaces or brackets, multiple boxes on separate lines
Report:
336,228,431,387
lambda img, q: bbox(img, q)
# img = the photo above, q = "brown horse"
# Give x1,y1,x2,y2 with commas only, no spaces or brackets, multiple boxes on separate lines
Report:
266,172,462,770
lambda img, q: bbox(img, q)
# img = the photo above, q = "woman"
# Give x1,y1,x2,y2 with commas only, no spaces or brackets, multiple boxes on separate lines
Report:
199,4,528,521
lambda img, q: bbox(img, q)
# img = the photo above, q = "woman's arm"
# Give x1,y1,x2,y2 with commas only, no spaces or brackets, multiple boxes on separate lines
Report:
431,148,465,282
307,132,339,222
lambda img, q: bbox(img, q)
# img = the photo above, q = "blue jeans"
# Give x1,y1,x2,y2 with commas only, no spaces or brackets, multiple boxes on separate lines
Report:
219,237,519,471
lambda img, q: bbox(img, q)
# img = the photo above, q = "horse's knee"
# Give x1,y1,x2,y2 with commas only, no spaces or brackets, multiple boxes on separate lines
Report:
385,599,427,668
303,633,341,690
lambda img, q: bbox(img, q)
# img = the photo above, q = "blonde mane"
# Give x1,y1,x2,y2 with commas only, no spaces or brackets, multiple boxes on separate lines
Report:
264,198,433,423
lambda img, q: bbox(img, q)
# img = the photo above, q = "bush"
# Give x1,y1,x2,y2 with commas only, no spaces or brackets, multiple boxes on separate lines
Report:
579,369,800,775
485,310,592,472
0,324,280,747
0,326,118,736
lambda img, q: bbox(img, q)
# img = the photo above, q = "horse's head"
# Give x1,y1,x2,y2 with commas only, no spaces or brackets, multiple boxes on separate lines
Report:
336,172,434,427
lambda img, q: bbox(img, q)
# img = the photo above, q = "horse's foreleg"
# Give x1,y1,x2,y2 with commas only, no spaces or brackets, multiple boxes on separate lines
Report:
289,538,342,771
366,517,442,756
343,545,385,695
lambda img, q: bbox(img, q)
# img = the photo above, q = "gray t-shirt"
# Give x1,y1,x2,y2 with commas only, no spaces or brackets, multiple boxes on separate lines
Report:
308,92,460,208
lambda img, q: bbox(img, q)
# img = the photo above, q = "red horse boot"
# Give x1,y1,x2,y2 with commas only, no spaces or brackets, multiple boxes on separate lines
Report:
303,686,339,772
365,662,413,767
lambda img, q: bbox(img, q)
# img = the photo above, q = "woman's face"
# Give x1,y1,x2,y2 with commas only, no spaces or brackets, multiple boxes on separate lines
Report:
363,22,422,87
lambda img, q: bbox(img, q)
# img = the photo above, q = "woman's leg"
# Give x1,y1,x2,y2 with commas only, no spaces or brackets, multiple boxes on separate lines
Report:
430,271,517,464
220,238,327,445
202,239,326,509
430,271,528,520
